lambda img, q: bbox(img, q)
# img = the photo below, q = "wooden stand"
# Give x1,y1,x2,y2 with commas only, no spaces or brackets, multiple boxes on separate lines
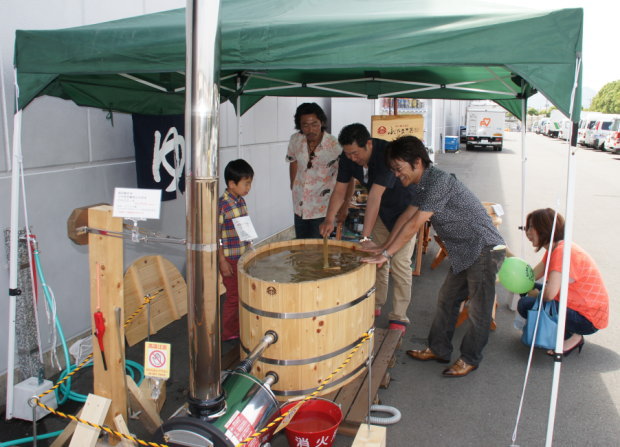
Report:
58,205,166,446
352,424,387,447
412,222,431,276
87,205,127,428
323,328,401,437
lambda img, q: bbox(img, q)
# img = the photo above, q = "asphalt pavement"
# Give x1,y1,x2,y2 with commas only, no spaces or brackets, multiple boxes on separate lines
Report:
318,132,620,447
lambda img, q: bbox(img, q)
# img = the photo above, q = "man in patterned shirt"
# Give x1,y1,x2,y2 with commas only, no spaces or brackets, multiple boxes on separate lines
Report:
363,136,505,378
285,103,344,238
218,159,254,341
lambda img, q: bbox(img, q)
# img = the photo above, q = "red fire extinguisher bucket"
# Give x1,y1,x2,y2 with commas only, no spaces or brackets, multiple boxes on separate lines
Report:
281,398,343,447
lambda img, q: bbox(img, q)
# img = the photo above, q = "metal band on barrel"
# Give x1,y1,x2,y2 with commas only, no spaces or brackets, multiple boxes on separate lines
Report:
239,286,375,319
271,362,367,396
240,329,372,366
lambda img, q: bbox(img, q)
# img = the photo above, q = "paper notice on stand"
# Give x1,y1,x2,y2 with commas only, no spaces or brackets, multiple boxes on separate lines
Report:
113,187,161,220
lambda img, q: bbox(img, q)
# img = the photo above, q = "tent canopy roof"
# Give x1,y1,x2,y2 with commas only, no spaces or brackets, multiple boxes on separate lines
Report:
14,0,583,120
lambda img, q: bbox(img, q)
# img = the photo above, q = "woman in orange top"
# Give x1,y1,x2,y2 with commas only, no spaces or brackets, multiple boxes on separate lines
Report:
517,208,609,356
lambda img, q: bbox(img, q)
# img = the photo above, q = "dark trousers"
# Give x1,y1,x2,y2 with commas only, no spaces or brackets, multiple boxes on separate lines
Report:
221,258,240,340
294,214,323,239
428,246,505,366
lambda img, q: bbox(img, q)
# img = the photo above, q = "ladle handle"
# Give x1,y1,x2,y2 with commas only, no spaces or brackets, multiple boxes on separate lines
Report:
323,235,329,269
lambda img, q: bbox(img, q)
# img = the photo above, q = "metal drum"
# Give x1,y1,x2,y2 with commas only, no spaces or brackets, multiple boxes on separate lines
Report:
160,371,280,447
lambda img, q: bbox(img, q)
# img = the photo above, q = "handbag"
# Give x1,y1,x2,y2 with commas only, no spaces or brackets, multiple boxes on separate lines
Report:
521,299,558,350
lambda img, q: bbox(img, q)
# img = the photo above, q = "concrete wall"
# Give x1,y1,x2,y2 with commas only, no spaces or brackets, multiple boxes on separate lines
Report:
0,0,331,382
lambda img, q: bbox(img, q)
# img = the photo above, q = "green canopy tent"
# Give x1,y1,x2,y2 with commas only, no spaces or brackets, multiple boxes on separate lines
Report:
13,0,583,121
8,2,583,443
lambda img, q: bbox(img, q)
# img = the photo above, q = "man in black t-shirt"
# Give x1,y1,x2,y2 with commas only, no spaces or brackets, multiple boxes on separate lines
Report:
320,123,416,334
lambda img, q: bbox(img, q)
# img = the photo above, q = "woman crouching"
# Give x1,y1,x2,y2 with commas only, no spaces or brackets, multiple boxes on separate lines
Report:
518,208,609,356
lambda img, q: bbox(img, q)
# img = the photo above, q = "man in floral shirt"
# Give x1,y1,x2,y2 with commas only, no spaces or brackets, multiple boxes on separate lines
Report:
285,103,343,238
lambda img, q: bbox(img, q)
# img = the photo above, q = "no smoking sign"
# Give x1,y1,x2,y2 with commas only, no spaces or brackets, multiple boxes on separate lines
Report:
144,342,171,379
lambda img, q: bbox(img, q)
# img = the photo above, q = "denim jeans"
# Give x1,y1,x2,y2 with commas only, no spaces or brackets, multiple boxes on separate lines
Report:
517,292,597,338
428,245,505,366
294,214,323,239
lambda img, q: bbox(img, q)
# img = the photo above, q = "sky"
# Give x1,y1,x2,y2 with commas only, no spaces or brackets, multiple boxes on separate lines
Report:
492,0,619,107
493,0,618,92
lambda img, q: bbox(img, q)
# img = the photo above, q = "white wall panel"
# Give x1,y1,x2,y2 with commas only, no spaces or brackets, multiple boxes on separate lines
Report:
89,110,135,161
332,98,375,138
277,97,298,141
21,97,90,168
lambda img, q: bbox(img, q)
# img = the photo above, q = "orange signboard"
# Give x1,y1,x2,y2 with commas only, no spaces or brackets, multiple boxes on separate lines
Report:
371,114,424,142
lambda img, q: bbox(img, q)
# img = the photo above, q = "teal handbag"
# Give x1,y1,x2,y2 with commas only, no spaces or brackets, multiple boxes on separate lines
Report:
521,300,558,350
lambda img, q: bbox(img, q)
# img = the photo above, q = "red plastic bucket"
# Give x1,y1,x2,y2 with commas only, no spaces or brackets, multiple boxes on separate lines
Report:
281,399,343,447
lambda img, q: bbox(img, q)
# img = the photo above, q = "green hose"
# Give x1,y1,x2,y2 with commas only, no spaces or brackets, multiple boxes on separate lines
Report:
33,245,72,404
32,245,145,402
0,430,63,447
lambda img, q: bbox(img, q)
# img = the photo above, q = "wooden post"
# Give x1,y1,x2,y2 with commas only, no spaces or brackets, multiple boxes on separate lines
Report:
87,205,127,428
68,394,111,447
352,424,387,447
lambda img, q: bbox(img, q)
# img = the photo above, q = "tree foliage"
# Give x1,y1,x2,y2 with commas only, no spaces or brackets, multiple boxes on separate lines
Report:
589,80,620,114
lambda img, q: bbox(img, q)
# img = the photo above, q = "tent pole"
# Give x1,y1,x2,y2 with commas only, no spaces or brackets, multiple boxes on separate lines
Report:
237,76,241,158
545,55,582,447
6,105,22,420
184,0,225,418
1,49,11,169
520,98,527,258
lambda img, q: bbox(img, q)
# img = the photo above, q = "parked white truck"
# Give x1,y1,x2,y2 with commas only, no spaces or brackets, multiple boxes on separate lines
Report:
465,108,505,151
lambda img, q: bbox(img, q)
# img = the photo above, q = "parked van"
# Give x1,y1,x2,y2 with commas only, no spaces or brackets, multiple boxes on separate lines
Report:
537,118,550,136
557,118,573,141
586,115,616,149
577,112,602,146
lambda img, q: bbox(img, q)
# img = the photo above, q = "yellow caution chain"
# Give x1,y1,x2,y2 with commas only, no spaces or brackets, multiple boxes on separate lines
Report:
32,291,373,447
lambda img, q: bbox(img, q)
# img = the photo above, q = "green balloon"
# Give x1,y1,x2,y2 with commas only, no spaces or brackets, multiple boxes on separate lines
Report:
498,257,535,294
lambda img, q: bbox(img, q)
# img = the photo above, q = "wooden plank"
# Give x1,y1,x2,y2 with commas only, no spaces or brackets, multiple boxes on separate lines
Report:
139,377,167,412
352,424,387,447
430,234,448,270
69,394,111,447
124,256,187,346
51,408,83,447
412,224,424,276
345,329,401,426
335,328,401,437
156,256,180,320
126,376,162,433
333,330,389,436
88,205,127,425
113,414,137,447
331,329,386,416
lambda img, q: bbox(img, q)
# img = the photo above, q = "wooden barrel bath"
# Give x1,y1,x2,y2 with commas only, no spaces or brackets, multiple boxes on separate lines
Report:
238,239,375,401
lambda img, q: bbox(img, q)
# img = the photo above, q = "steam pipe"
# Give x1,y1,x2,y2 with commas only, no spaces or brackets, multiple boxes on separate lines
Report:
184,0,225,418
263,372,279,389
235,331,278,374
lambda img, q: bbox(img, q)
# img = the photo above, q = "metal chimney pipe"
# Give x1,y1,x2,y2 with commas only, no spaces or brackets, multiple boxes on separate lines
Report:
184,0,225,418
